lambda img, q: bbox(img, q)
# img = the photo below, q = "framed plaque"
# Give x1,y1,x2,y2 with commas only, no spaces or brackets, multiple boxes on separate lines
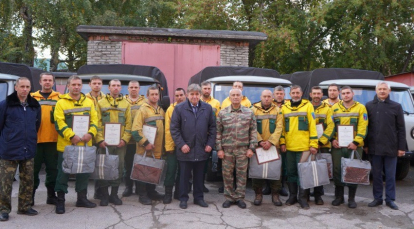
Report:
338,125,354,147
143,124,157,144
255,146,279,164
72,115,90,137
316,123,324,139
105,123,122,146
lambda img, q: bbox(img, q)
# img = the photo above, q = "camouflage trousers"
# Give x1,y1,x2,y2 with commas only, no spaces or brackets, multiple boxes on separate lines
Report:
222,146,249,201
95,145,126,188
0,158,34,213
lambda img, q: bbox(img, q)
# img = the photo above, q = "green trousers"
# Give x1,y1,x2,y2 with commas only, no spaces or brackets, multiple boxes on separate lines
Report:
285,150,304,185
164,150,179,187
34,142,58,190
55,152,90,193
331,147,362,187
95,145,126,188
0,159,34,213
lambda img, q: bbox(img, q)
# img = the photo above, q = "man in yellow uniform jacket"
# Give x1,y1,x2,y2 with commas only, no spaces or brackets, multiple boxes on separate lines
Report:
163,88,186,204
280,85,318,209
122,81,146,197
201,81,221,116
330,86,368,209
323,83,340,107
309,86,335,205
95,79,132,206
54,75,98,214
221,81,251,109
131,86,165,205
251,90,283,207
85,75,105,108
31,73,61,206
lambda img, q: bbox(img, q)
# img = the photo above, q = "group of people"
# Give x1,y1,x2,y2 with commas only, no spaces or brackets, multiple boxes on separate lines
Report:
0,74,406,222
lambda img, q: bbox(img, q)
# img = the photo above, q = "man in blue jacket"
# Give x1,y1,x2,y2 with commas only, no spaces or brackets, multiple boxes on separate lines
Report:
0,77,41,222
170,84,216,209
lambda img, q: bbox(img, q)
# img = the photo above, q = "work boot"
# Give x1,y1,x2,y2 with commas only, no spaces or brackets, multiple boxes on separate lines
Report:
331,186,345,206
137,182,152,205
109,186,123,205
298,188,310,209
272,191,283,206
285,182,298,206
122,178,133,197
31,189,36,206
100,187,109,206
46,186,58,205
173,186,180,200
93,185,102,200
147,184,164,200
279,175,288,196
253,188,263,206
76,189,97,208
314,186,324,205
55,192,65,214
163,186,173,204
310,186,324,197
262,181,271,195
348,186,357,208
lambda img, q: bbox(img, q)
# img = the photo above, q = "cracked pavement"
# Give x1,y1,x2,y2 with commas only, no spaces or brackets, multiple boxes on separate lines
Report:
2,167,413,229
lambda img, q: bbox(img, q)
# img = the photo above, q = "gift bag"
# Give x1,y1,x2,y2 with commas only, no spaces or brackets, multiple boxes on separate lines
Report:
130,152,166,185
62,144,97,174
341,150,371,185
298,156,330,189
90,147,119,180
316,152,333,179
249,152,281,180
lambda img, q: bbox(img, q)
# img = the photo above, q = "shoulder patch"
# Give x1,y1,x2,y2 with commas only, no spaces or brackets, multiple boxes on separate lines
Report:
334,109,338,112
311,112,315,120
363,113,368,121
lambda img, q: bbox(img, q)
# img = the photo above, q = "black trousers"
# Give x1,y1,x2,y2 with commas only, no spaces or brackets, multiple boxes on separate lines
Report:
179,160,205,202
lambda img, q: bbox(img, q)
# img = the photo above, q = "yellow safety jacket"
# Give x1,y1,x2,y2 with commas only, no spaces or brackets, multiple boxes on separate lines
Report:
251,102,283,147
96,95,132,144
323,99,340,108
132,102,165,158
31,90,61,143
280,99,318,151
164,102,177,152
221,96,251,109
201,96,221,116
85,91,105,108
54,93,98,152
313,102,334,148
124,94,146,144
331,100,368,147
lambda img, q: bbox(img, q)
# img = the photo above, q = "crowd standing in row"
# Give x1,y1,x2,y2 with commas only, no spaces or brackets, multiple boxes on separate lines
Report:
0,74,406,222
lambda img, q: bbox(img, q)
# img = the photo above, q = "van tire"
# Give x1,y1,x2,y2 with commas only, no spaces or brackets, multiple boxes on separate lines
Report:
396,160,410,180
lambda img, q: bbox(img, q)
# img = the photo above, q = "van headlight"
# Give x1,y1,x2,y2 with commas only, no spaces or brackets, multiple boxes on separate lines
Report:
411,128,414,139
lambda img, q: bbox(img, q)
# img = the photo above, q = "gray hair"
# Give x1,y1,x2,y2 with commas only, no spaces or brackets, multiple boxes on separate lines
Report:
67,75,82,85
274,85,285,92
187,84,201,94
229,88,242,94
290,85,302,92
15,77,31,86
376,81,391,90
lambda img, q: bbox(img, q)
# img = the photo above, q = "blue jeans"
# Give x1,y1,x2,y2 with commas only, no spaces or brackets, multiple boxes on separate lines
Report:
371,155,397,202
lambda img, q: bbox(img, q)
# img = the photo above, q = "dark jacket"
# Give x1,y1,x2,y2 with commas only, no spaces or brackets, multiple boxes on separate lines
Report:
0,91,41,160
170,99,216,161
365,95,406,156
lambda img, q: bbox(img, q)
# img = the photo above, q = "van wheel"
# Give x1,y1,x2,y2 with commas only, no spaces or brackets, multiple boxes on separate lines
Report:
396,160,410,180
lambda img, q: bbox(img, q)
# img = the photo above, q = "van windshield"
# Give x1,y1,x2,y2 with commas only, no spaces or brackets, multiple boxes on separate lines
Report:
351,88,414,113
213,84,291,104
0,82,8,102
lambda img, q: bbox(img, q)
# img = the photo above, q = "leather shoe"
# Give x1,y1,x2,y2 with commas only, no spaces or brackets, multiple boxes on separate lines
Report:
368,199,383,207
0,213,9,221
236,200,247,209
386,201,399,210
194,199,208,207
179,201,187,209
222,200,234,208
17,208,38,216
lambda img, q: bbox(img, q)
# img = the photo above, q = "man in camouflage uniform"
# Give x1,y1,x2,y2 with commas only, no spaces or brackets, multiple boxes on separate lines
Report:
0,77,41,221
251,90,283,207
216,88,257,209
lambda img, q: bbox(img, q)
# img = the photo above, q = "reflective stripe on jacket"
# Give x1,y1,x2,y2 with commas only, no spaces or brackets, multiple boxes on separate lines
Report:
251,102,283,147
31,90,60,143
124,94,146,143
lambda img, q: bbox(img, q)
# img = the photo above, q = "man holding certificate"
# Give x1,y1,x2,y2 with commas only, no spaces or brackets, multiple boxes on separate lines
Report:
132,86,165,205
330,86,368,209
309,86,335,205
95,79,132,206
54,75,98,214
251,90,283,206
279,85,318,210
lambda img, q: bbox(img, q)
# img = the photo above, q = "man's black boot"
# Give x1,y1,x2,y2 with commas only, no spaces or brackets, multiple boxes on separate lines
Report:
100,187,109,206
109,186,123,205
122,178,133,197
46,186,58,205
314,186,324,205
348,186,357,208
163,186,173,204
76,189,97,208
331,186,345,206
147,184,164,200
55,192,65,214
298,188,310,209
137,182,152,205
285,182,298,206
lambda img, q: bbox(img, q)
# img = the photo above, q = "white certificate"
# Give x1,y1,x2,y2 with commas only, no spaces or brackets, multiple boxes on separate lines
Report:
143,124,157,144
72,115,90,137
338,125,354,147
105,123,122,146
255,146,279,164
316,123,324,139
